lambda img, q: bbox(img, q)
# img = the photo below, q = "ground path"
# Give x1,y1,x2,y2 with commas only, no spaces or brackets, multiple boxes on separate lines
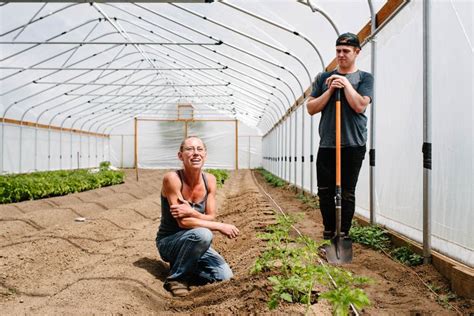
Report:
0,169,471,314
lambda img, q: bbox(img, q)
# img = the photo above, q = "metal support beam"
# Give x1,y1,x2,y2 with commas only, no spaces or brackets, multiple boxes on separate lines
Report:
422,0,432,264
368,0,377,225
0,41,221,45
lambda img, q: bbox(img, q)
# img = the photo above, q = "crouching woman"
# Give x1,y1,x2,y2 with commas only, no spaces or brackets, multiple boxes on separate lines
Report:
156,136,239,297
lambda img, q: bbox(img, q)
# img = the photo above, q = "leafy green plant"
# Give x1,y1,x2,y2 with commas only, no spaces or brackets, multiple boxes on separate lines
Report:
436,291,457,309
349,221,391,250
427,282,442,294
390,246,423,266
0,168,124,204
297,193,320,209
205,169,230,188
256,168,287,188
99,161,111,171
252,215,371,314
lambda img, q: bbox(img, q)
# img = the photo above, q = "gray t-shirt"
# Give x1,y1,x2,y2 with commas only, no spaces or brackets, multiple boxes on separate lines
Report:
311,70,374,148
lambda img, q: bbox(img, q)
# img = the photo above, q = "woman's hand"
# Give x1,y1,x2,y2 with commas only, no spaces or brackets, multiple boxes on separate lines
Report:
218,223,240,239
170,199,195,219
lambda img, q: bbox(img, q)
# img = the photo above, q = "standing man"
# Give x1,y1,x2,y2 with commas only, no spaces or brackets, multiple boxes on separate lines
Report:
306,33,374,240
156,136,239,297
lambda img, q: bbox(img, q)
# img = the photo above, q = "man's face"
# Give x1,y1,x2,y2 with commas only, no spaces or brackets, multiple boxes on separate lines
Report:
178,137,207,169
336,45,359,69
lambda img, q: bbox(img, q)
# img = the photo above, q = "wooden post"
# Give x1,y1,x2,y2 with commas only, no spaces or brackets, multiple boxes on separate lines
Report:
134,117,139,181
235,119,239,170
248,136,251,169
121,135,124,169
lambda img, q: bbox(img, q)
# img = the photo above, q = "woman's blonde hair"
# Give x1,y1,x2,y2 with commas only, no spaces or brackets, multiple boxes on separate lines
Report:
179,136,207,152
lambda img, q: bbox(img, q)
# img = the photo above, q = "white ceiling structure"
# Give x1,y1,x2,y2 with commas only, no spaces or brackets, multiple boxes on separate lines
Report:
1,0,388,135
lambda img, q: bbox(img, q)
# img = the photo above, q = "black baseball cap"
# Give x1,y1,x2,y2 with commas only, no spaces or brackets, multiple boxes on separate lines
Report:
336,32,361,49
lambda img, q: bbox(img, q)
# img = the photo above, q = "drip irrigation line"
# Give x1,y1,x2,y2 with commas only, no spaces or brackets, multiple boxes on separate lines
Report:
250,170,360,316
377,248,462,314
252,169,462,314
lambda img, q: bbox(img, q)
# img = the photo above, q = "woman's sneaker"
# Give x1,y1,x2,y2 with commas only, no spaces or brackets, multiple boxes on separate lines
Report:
164,280,189,297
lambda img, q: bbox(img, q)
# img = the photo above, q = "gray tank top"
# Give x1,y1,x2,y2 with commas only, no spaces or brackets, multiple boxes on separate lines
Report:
156,170,209,240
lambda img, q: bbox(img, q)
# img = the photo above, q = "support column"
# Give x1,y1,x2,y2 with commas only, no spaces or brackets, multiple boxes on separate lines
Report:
422,0,432,264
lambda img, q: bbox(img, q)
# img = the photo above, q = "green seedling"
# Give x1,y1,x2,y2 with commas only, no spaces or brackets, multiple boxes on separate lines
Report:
349,221,391,251
296,193,320,209
436,291,457,310
253,214,371,315
390,246,423,266
256,168,287,188
205,169,230,188
0,166,124,204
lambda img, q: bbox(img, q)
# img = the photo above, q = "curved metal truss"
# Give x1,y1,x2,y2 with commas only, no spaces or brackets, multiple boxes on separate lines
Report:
1,0,360,135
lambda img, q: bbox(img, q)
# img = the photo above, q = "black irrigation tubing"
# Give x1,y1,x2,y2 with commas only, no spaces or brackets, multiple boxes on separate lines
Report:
250,170,360,316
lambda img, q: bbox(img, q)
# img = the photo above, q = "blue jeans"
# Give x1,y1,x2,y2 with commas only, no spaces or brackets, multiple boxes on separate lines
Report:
156,227,233,284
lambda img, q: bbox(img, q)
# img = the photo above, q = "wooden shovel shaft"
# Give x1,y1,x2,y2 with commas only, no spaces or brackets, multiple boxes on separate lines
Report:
335,89,342,236
336,91,341,186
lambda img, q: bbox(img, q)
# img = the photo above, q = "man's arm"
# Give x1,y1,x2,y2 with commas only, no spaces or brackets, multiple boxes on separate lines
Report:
306,89,335,115
306,73,333,115
325,74,372,113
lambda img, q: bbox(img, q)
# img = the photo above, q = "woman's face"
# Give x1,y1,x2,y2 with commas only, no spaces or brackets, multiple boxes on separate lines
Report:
178,137,207,170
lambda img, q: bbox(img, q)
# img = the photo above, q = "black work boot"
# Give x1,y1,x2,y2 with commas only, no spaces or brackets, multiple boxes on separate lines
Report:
323,230,334,240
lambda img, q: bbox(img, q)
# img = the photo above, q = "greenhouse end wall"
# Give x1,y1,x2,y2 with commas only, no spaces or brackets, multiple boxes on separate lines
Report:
109,119,262,170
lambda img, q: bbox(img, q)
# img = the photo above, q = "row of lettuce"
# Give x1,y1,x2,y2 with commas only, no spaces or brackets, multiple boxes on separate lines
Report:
0,162,124,204
0,165,231,205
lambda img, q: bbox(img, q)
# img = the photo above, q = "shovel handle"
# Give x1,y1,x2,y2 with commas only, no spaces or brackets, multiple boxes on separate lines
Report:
336,89,341,187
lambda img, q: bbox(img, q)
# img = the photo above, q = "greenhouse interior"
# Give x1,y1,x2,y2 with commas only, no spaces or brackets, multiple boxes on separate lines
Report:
1,0,473,314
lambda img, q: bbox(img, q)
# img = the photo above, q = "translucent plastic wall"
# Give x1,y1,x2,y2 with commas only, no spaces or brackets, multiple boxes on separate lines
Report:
109,119,262,170
263,0,473,266
0,123,108,173
238,136,262,169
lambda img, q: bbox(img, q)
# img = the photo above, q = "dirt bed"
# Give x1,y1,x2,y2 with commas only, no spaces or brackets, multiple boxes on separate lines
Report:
0,169,472,315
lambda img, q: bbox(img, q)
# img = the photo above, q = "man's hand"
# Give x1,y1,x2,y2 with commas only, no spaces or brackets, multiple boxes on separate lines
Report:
218,223,240,239
170,198,195,219
326,74,350,90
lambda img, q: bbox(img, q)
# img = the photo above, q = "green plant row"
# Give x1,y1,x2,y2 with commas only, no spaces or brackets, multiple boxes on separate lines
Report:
297,193,320,209
349,221,423,266
0,162,124,204
205,169,230,188
255,168,286,188
252,214,371,315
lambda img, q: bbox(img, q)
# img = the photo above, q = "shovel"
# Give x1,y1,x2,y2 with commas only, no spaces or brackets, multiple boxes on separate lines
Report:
323,88,353,264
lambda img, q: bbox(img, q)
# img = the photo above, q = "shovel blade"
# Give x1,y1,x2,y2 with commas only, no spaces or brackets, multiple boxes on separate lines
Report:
323,236,353,264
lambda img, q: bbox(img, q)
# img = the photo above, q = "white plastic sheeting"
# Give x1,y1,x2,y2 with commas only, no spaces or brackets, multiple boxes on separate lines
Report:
109,118,261,170
360,0,473,268
2,0,386,174
0,123,109,173
263,0,473,266
1,0,472,266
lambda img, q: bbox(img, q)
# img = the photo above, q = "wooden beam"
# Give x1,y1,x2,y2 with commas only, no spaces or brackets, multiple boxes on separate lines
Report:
136,118,237,122
326,0,405,71
1,117,109,138
134,117,139,181
235,120,239,170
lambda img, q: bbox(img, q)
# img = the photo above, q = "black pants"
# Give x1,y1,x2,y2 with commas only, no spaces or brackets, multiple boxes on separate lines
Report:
316,145,366,233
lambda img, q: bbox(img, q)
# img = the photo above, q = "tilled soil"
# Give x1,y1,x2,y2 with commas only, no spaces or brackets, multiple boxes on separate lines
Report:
0,169,472,315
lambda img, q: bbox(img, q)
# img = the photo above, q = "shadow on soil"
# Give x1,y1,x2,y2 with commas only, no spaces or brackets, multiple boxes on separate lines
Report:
133,257,169,282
